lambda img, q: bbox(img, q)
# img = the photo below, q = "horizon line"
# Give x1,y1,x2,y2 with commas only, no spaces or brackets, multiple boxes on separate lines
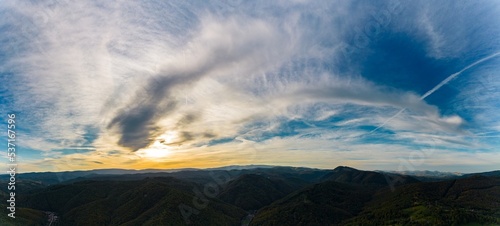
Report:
3,164,494,175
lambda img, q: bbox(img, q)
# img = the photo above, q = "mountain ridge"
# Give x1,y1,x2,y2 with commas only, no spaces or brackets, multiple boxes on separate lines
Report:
3,166,499,225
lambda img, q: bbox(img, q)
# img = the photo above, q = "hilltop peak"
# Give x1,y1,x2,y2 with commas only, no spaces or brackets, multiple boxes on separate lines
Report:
333,166,359,172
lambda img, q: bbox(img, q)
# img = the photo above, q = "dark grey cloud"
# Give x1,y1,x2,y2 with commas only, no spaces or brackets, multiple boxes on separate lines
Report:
107,74,198,151
106,16,285,151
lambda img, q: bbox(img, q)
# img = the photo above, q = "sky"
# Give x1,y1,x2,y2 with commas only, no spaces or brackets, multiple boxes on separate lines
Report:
1,0,500,173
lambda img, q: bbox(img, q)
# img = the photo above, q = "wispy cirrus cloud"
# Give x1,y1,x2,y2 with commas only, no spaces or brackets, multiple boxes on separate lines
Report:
1,0,499,173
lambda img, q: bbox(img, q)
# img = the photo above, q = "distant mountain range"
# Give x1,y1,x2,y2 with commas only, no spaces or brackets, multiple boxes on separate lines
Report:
1,165,499,225
382,170,464,178
382,169,500,182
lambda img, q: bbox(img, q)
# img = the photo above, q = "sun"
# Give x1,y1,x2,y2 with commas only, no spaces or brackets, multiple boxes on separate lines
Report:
136,131,177,160
136,132,177,159
137,147,171,159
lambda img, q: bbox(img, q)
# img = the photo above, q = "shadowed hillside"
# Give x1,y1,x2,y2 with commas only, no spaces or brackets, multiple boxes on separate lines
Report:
5,166,500,225
252,168,500,226
19,177,246,226
342,176,500,225
251,180,375,225
218,174,302,210
321,166,419,186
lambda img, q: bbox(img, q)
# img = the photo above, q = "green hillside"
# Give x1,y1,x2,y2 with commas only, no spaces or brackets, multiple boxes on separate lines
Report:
343,176,500,226
5,166,500,225
252,171,500,226
321,166,419,186
218,174,299,210
251,181,375,225
0,205,46,226
19,177,246,226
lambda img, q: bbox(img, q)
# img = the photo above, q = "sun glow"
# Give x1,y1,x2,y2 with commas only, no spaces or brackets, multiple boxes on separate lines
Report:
136,132,178,159
137,147,171,159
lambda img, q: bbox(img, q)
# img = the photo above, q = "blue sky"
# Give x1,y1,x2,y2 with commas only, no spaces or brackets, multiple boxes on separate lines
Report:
1,0,499,173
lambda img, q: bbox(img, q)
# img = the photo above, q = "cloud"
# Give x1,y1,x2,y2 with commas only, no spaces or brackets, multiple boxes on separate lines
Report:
106,16,294,150
1,0,499,172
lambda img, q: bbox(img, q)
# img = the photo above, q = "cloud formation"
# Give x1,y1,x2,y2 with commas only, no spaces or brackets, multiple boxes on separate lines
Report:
1,0,499,172
107,17,292,150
